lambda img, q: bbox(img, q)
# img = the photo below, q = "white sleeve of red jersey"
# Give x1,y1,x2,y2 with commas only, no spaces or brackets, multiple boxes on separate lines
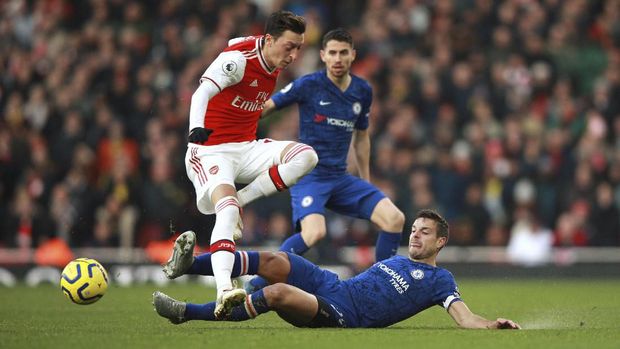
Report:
228,36,252,46
188,51,247,131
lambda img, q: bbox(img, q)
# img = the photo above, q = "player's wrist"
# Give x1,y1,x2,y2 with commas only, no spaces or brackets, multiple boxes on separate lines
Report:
188,127,213,144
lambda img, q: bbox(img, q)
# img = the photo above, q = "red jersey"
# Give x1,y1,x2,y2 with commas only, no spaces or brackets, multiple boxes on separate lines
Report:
198,36,279,145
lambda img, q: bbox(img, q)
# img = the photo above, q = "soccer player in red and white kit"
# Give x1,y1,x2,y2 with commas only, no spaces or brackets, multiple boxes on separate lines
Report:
163,11,318,319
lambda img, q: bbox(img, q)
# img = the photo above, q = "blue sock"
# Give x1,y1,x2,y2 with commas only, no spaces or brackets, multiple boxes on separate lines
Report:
375,231,402,261
228,289,270,320
185,302,217,320
186,251,259,276
278,233,309,255
185,289,270,321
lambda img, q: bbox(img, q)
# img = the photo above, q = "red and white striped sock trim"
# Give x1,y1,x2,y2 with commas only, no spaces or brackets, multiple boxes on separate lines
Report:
283,144,314,163
238,251,249,275
244,294,258,318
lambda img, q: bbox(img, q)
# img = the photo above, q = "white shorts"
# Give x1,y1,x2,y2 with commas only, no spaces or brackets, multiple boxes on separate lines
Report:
185,139,294,214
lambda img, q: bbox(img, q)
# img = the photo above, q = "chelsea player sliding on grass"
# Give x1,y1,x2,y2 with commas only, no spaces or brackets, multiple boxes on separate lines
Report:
153,209,520,329
246,28,405,292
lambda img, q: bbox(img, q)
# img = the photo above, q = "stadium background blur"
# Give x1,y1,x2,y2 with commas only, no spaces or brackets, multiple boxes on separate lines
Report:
1,0,619,270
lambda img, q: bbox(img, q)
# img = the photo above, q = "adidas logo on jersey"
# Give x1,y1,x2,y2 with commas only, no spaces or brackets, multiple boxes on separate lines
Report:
249,79,258,87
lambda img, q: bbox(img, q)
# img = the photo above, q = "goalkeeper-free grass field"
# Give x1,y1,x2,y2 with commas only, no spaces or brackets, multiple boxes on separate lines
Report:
1,279,619,349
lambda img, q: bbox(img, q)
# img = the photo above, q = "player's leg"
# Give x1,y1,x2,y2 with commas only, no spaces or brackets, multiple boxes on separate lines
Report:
155,251,291,324
153,283,319,326
327,175,405,261
246,180,330,292
228,253,348,327
278,176,331,254
369,198,405,260
260,283,319,326
298,214,328,247
209,184,248,318
184,145,246,317
236,140,318,207
154,252,346,327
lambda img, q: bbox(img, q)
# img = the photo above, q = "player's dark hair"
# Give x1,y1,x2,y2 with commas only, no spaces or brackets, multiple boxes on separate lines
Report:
265,10,306,38
322,28,353,49
416,209,449,241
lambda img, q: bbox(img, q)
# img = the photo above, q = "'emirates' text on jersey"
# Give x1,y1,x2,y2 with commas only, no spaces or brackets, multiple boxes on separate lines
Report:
271,70,371,177
343,255,461,328
200,36,278,145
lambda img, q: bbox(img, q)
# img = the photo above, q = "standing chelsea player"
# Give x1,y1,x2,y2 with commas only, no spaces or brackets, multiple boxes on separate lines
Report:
166,11,318,319
247,28,405,291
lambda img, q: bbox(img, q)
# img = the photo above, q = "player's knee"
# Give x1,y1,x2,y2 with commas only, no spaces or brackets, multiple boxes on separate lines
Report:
258,252,290,281
261,252,287,268
392,209,406,230
304,146,319,170
301,227,327,245
379,207,406,232
263,283,294,306
288,143,318,173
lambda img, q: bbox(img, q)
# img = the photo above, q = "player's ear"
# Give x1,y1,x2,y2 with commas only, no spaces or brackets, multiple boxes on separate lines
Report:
265,34,273,47
319,49,326,63
436,236,447,250
351,48,356,61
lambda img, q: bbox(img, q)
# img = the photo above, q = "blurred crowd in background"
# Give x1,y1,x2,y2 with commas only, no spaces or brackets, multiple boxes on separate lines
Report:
1,0,620,265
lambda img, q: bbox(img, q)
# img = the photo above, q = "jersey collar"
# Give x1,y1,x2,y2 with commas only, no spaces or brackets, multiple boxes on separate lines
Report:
257,37,276,74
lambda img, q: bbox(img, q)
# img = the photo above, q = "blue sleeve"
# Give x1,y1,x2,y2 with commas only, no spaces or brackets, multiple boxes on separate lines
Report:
435,270,462,311
271,78,306,109
354,82,372,130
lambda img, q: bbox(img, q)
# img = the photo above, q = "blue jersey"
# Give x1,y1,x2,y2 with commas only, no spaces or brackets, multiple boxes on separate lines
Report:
343,255,461,328
286,253,461,328
271,70,372,177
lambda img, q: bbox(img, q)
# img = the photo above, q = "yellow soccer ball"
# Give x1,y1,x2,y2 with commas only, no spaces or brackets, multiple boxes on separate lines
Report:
60,258,109,305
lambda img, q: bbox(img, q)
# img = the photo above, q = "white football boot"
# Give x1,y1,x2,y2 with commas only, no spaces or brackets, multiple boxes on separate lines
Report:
214,288,247,319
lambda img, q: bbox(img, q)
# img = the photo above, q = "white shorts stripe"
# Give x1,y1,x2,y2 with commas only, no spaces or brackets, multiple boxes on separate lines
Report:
189,148,208,185
283,145,313,163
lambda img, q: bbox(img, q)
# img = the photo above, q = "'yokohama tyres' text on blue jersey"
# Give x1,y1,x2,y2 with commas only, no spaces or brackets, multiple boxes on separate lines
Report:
343,255,461,328
286,253,462,328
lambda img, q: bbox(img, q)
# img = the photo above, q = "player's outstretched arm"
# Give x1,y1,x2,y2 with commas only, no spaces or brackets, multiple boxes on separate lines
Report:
261,99,277,118
447,301,521,329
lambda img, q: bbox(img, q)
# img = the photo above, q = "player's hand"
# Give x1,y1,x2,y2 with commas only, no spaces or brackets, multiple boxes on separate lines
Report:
188,127,213,144
493,318,521,329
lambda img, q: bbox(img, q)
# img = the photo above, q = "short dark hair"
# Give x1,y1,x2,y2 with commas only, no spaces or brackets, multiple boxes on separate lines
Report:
416,209,449,241
264,10,306,39
322,28,353,49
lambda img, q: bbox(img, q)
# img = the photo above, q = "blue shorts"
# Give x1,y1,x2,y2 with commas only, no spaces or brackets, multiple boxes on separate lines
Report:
290,173,386,230
285,253,359,328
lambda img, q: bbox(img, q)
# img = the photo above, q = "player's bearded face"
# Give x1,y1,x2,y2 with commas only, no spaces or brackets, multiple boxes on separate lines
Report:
265,31,304,69
320,40,355,78
408,218,443,260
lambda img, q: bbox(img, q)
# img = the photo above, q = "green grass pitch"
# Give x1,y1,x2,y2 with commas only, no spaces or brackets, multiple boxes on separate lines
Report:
1,279,619,349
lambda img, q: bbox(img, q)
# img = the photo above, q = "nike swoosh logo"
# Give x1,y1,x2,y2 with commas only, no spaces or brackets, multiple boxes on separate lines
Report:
319,101,331,106
330,304,344,317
